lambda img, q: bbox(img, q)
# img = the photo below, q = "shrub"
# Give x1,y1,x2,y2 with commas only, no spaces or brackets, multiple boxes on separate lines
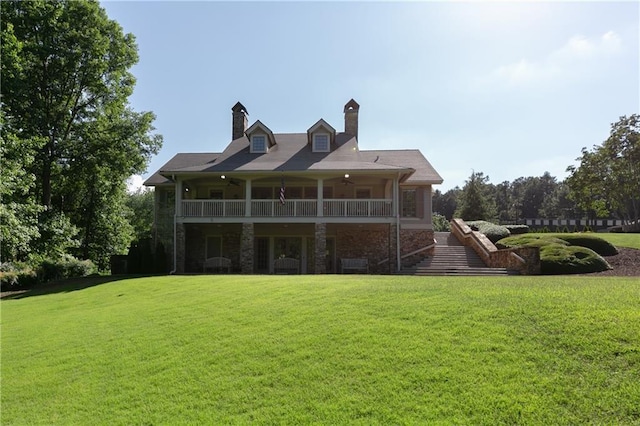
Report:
433,213,451,232
540,244,611,274
504,224,529,235
496,235,569,249
0,262,38,290
495,235,613,274
556,234,618,256
466,220,510,243
39,256,97,283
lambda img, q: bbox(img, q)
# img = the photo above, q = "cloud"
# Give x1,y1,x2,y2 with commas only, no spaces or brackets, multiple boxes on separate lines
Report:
491,31,623,88
126,174,147,194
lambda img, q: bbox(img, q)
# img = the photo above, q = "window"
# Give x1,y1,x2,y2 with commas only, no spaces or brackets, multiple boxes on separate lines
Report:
287,187,302,199
313,133,330,152
251,135,267,153
323,186,334,199
402,189,417,217
209,190,224,199
304,187,317,199
355,187,371,199
206,236,222,258
252,187,272,199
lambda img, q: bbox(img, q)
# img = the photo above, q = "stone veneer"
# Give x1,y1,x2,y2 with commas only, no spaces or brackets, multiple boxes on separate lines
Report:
333,223,397,274
240,223,254,273
176,223,185,273
314,223,327,274
399,229,436,268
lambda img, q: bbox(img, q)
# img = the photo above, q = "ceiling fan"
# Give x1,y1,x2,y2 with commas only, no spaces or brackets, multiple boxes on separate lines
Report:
341,177,354,186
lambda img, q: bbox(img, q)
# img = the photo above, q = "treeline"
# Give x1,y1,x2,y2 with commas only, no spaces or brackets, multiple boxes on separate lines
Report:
1,0,162,276
434,171,577,223
435,113,639,232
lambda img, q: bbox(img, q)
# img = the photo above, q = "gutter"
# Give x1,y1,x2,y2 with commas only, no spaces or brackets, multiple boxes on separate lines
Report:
169,174,177,275
396,173,401,272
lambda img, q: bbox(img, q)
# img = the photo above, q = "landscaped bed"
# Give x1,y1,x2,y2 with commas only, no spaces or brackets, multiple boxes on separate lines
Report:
2,275,639,424
496,232,640,275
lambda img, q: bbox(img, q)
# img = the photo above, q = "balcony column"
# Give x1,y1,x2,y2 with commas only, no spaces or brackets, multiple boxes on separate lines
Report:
176,223,185,273
393,173,401,272
245,178,252,217
314,223,326,274
241,223,254,273
317,178,324,217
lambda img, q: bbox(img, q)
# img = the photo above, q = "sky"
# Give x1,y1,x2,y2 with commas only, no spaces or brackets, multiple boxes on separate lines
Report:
100,1,640,193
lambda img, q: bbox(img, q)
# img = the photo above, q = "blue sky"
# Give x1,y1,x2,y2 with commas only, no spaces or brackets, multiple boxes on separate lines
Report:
100,1,639,192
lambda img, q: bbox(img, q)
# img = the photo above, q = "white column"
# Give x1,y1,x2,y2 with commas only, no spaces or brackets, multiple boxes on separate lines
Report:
425,185,433,226
245,178,252,217
317,178,324,217
175,177,183,217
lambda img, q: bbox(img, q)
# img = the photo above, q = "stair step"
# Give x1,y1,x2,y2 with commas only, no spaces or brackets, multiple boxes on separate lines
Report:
401,231,519,276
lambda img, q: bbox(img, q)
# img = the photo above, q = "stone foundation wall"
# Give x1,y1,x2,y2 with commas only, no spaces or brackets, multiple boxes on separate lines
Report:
176,223,185,273
333,224,394,274
399,229,435,267
241,223,254,273
184,225,206,273
314,223,327,274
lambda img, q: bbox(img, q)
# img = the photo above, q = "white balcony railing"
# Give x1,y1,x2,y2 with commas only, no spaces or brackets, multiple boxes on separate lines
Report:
182,200,245,217
181,199,393,218
323,199,392,217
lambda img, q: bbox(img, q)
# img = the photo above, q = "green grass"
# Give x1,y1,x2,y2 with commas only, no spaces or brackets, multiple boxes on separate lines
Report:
569,232,640,250
2,275,640,424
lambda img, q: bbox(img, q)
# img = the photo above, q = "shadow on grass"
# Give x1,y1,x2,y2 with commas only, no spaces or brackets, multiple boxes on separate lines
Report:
0,274,163,300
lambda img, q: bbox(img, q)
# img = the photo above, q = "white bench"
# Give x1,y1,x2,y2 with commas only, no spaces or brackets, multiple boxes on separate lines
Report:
203,257,231,273
274,257,300,274
341,258,369,274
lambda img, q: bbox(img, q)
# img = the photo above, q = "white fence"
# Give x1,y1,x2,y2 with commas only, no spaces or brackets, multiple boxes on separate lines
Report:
181,199,393,218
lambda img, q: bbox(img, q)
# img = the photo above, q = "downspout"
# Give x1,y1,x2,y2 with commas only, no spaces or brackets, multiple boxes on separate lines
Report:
170,174,177,274
396,173,401,272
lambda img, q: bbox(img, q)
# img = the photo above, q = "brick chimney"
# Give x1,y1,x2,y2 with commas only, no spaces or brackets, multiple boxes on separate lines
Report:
343,99,360,140
232,102,248,140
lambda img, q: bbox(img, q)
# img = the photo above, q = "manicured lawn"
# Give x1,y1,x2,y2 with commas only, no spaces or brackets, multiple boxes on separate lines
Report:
585,233,640,250
538,232,640,250
2,275,640,424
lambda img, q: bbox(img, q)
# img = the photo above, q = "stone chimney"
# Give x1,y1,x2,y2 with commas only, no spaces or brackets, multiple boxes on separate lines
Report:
232,102,248,140
343,99,360,140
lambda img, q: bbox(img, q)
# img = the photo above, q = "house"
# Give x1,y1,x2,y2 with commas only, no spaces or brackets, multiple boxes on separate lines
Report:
144,100,443,274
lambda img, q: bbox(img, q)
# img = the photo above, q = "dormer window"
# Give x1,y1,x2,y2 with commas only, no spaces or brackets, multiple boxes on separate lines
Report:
251,135,267,153
313,133,330,152
307,119,336,152
246,120,276,153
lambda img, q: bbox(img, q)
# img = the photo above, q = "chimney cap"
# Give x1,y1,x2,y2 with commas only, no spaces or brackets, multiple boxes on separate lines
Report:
232,102,248,115
343,99,360,113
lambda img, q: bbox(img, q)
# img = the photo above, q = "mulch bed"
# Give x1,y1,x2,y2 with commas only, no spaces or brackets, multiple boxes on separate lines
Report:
584,247,640,277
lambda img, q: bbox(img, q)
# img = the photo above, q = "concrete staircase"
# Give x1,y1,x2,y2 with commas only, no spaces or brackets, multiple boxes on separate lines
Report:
400,232,516,276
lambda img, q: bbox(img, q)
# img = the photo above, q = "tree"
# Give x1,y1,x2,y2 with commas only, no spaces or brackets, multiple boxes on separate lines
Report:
454,171,497,221
566,115,640,230
433,188,460,220
126,188,155,242
0,129,43,261
1,0,162,265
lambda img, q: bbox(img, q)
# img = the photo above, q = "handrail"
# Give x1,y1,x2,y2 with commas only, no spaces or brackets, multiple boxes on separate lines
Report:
377,243,436,265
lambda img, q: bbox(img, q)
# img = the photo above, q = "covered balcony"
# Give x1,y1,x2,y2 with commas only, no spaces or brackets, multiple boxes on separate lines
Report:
181,198,393,218
174,174,399,221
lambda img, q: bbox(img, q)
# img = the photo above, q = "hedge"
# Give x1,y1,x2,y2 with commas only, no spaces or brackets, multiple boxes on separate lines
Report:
466,220,511,243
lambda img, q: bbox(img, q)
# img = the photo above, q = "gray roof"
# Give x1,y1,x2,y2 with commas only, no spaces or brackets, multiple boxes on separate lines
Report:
145,132,443,186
